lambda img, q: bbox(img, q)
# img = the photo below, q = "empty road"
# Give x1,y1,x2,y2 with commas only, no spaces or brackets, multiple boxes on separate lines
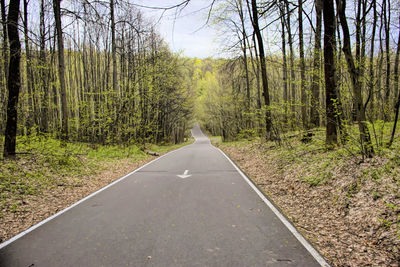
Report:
0,124,327,266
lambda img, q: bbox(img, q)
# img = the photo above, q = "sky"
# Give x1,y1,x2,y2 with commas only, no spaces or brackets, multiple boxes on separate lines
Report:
134,0,220,58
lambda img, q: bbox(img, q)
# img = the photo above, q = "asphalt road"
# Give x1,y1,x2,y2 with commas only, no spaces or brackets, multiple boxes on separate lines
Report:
0,125,326,266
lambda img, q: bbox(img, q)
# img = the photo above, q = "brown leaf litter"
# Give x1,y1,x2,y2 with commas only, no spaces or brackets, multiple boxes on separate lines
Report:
218,141,400,267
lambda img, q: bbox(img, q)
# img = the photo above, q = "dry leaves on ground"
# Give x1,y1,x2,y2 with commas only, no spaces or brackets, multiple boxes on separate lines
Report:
219,142,399,267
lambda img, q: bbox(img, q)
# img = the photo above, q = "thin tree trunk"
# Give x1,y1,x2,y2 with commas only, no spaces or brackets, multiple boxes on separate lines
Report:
23,0,35,133
279,1,288,123
3,0,21,158
383,0,391,120
336,0,374,157
111,0,117,93
53,0,69,141
286,2,296,123
310,0,322,127
1,0,8,83
298,0,307,128
367,0,377,121
323,0,338,146
249,0,273,139
388,16,400,147
237,0,251,121
39,0,48,133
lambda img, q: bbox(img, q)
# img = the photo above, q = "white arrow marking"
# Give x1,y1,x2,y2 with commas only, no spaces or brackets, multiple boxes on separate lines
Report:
177,170,192,179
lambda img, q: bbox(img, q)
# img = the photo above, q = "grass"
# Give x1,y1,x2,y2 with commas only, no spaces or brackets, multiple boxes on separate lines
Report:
0,135,193,215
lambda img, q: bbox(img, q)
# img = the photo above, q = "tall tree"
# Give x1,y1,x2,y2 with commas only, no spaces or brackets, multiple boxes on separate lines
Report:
298,0,307,128
388,16,400,147
249,0,273,139
367,0,377,120
286,2,296,122
3,0,21,158
336,0,374,157
1,0,7,84
323,0,339,146
383,0,391,120
310,0,322,127
53,0,69,141
237,0,251,118
39,0,48,133
23,0,35,132
279,1,288,122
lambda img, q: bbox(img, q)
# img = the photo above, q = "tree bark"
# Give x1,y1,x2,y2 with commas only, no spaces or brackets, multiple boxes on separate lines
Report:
286,2,296,123
388,16,400,147
367,0,377,120
310,0,322,127
1,0,8,83
111,0,117,93
53,0,69,141
249,0,273,139
298,0,307,128
23,0,35,133
3,0,21,158
279,1,288,123
39,0,49,133
383,0,391,120
336,0,374,157
323,0,338,147
237,0,251,119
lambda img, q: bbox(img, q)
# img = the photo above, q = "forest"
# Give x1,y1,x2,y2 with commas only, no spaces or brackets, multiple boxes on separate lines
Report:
0,0,399,158
0,0,194,159
0,0,399,265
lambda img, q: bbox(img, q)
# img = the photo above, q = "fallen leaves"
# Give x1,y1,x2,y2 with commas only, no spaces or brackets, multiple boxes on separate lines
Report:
218,141,400,266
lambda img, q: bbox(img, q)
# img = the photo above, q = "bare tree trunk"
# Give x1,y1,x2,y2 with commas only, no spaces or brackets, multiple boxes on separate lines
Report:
383,0,391,121
388,16,400,147
298,0,307,129
286,2,296,123
237,0,251,120
279,1,288,123
111,0,117,93
323,0,338,146
3,0,21,158
53,0,69,141
1,0,7,83
310,0,322,127
249,0,273,139
39,0,48,133
367,0,377,121
23,0,35,133
336,0,374,157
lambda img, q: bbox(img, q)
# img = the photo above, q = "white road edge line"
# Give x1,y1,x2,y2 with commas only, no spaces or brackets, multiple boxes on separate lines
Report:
215,147,330,267
0,144,191,250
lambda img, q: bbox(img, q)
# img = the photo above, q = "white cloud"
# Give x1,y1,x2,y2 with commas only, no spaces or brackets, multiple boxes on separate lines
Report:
135,0,219,58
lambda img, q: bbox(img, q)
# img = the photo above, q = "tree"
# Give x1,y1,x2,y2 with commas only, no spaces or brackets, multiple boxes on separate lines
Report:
323,0,339,146
336,0,374,157
248,0,273,139
310,0,322,127
53,0,69,141
3,0,21,158
298,0,307,128
388,16,400,148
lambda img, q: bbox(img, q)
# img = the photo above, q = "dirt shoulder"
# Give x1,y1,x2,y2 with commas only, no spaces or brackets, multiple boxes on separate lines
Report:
216,139,399,266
